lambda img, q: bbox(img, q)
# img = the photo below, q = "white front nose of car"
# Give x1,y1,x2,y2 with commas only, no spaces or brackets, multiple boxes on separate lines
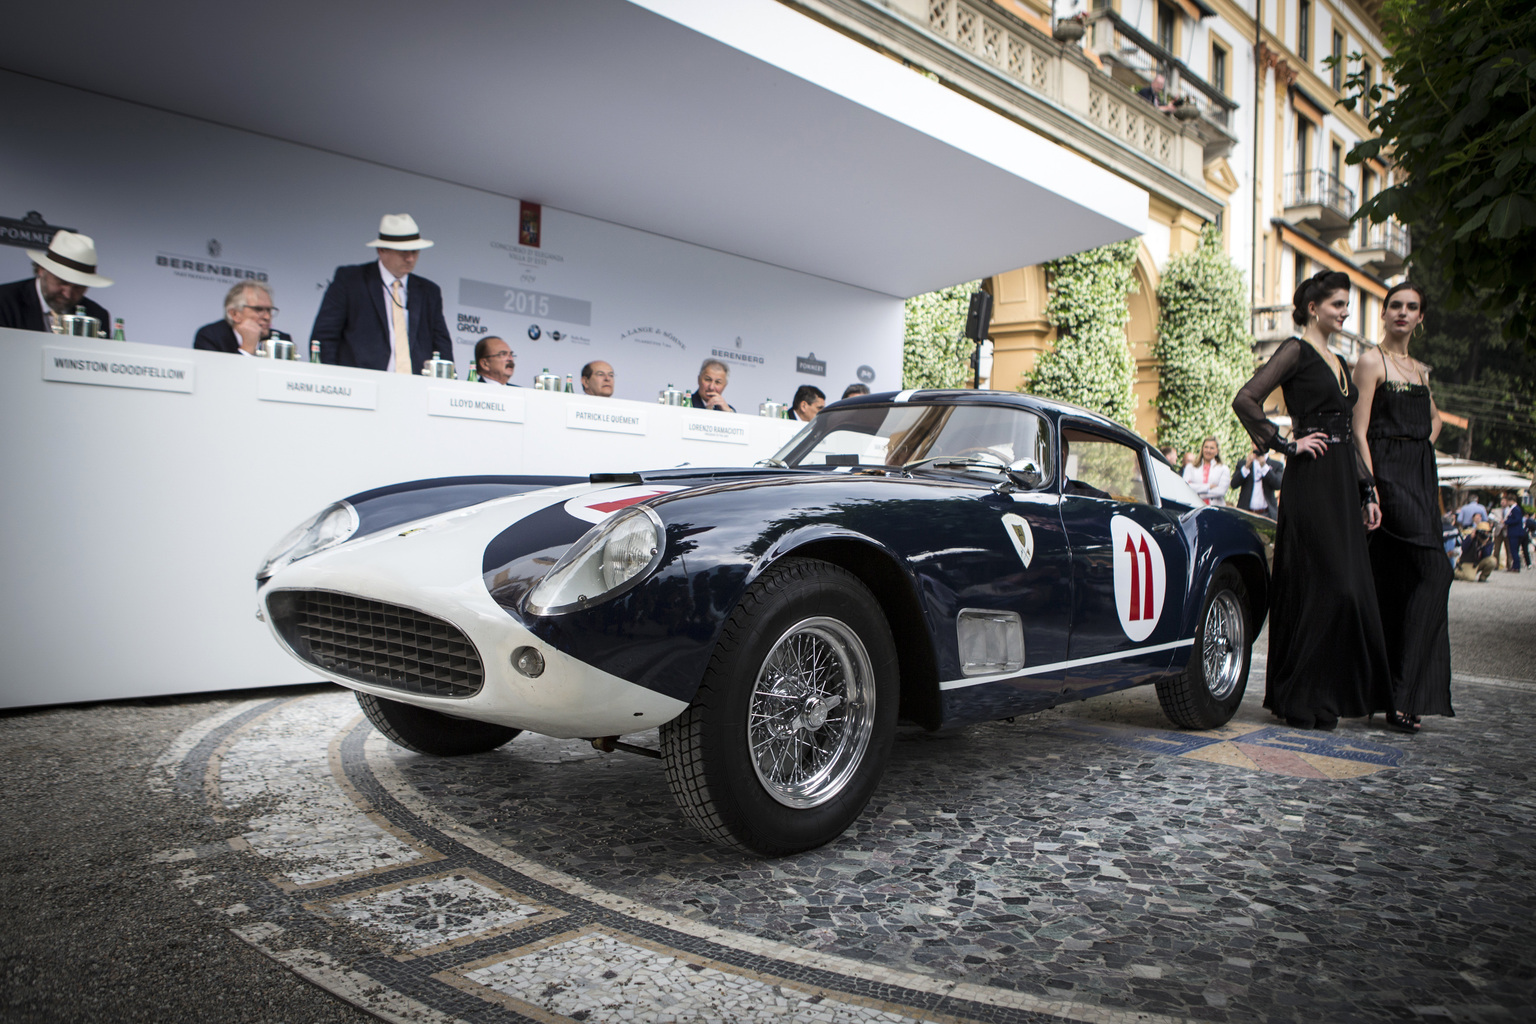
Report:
258,486,688,738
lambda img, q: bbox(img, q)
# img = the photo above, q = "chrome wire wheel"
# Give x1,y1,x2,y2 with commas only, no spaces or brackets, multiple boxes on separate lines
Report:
1202,590,1246,700
747,615,876,809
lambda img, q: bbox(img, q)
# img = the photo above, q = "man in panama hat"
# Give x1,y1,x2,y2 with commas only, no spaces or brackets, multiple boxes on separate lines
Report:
310,213,451,374
0,230,113,334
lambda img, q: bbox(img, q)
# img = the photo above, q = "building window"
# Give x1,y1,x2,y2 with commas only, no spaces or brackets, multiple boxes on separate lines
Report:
1295,118,1310,177
1360,168,1377,246
1295,251,1309,292
1212,41,1229,96
1157,2,1176,54
1362,61,1375,118
1214,209,1225,235
1331,30,1345,90
1331,139,1343,184
1298,0,1311,63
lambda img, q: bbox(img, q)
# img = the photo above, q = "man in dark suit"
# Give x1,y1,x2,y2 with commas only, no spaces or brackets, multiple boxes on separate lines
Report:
1235,450,1284,519
194,281,277,355
0,230,113,334
309,214,450,374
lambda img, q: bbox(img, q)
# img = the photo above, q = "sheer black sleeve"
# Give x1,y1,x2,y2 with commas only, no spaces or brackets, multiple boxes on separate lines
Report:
1232,337,1302,453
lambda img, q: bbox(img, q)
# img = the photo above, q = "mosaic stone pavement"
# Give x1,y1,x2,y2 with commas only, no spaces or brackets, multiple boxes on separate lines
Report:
152,670,1536,1024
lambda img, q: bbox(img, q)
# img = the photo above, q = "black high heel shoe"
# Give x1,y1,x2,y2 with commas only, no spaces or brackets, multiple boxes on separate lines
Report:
1372,710,1416,734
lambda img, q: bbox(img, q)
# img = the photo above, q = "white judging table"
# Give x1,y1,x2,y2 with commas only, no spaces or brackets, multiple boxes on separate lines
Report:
0,329,803,708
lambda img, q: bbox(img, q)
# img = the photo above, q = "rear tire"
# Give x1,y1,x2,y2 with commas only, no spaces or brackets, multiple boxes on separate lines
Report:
660,557,899,856
356,692,520,755
1156,564,1251,729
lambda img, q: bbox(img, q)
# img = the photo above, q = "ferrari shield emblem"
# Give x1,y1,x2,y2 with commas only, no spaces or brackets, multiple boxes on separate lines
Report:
1111,515,1166,642
1001,513,1034,569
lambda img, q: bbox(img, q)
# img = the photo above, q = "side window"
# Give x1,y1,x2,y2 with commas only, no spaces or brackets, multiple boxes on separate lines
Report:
1150,459,1201,509
1062,430,1149,504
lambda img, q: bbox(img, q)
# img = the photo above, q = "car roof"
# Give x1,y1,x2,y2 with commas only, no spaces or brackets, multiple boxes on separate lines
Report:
828,389,1147,450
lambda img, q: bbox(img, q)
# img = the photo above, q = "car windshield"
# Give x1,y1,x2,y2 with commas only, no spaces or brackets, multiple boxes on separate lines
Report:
769,402,1053,484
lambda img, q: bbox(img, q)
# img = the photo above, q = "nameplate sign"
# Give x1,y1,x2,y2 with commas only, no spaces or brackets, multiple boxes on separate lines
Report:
257,370,376,410
566,403,647,435
681,417,750,445
43,346,195,394
428,386,524,423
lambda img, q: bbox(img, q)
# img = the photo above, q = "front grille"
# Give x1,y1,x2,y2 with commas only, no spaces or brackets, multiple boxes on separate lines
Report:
268,590,484,697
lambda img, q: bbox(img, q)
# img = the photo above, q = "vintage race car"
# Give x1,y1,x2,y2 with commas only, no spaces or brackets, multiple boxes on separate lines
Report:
257,390,1271,855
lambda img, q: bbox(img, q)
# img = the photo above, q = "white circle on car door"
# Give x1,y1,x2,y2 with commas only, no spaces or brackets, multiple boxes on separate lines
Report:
1110,515,1166,642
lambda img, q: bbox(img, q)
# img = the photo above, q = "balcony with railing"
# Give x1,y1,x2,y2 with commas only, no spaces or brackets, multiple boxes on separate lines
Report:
794,0,1215,200
1355,219,1411,276
1251,304,1372,364
1284,169,1356,243
1084,8,1240,163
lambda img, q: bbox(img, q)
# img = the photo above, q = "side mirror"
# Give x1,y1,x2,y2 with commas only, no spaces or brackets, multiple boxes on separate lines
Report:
1008,458,1046,489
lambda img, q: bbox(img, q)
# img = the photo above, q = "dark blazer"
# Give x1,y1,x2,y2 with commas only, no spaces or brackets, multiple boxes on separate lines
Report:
193,320,241,353
309,262,451,374
1235,456,1284,518
0,277,110,334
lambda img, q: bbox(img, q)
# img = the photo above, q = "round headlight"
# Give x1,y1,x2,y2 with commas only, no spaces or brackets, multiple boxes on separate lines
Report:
526,506,666,615
256,501,359,580
601,513,662,590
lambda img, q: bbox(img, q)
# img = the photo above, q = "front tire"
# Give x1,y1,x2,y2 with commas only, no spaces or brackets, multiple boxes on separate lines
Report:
356,692,521,756
660,557,899,856
1156,564,1251,729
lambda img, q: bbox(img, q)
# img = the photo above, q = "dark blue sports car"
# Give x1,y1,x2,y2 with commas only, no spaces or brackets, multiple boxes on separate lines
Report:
257,390,1270,855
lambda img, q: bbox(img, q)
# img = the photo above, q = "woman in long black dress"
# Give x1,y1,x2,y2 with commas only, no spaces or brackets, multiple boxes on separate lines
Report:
1350,282,1453,732
1232,271,1393,729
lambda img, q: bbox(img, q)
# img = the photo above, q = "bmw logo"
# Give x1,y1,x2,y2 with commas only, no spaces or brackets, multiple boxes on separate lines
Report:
527,324,541,340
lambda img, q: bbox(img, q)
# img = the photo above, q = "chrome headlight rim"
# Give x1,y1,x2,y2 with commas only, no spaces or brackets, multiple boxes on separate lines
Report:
524,505,666,616
255,500,360,581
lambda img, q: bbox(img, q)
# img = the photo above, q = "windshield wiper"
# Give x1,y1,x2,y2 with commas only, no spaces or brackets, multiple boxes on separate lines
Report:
754,457,788,468
902,454,1007,474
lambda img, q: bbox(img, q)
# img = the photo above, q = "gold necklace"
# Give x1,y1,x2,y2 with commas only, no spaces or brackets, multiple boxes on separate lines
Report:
1382,346,1423,386
1306,339,1349,396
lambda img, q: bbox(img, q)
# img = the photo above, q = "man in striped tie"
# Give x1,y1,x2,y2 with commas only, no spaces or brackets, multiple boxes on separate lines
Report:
311,214,452,375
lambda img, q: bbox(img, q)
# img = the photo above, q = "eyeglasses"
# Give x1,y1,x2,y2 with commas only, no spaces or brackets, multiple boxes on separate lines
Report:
243,305,278,315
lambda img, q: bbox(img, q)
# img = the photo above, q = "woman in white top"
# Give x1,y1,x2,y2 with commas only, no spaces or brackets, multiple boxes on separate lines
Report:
1182,436,1231,506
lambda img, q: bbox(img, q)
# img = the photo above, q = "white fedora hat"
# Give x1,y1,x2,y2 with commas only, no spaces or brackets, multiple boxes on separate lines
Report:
27,230,114,288
365,213,434,251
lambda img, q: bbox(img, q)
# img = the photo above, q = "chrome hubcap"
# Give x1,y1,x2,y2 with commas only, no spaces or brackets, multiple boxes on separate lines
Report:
1202,590,1245,700
748,616,875,808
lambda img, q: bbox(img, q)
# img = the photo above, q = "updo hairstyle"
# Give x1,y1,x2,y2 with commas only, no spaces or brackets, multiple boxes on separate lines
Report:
1383,280,1428,317
1291,270,1352,327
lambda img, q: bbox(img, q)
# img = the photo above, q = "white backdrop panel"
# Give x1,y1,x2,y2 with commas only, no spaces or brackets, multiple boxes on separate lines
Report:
0,72,902,405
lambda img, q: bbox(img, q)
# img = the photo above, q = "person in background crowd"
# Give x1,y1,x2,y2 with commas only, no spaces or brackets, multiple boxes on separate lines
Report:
474,336,515,384
692,358,734,412
1232,268,1392,731
1158,444,1179,465
0,230,112,333
310,214,450,374
1501,493,1526,572
1351,280,1452,733
1182,436,1231,506
1137,72,1177,113
792,384,825,422
1456,493,1487,528
194,281,276,355
1456,521,1498,582
1235,449,1285,519
581,360,615,397
841,383,870,399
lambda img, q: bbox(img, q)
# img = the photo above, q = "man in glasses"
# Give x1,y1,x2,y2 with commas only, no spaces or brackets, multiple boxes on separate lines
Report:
194,281,279,355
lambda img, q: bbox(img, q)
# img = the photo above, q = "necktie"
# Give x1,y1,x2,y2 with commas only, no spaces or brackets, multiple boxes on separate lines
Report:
391,279,410,374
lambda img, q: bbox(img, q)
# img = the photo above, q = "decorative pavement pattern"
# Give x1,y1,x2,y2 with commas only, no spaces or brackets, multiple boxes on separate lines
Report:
151,674,1536,1023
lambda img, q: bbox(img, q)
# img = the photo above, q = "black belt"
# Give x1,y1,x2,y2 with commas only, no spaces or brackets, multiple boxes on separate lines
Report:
1297,413,1352,445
